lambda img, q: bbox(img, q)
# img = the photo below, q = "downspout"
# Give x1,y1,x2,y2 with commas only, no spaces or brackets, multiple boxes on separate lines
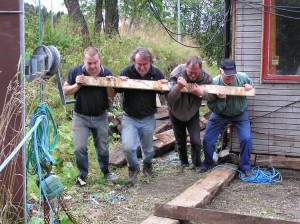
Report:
224,0,231,58
20,0,26,222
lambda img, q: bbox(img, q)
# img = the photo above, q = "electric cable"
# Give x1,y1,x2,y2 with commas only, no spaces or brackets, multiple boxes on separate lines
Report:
237,0,300,20
147,0,229,49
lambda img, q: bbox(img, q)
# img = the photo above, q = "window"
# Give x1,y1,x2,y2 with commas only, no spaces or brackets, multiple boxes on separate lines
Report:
262,0,300,82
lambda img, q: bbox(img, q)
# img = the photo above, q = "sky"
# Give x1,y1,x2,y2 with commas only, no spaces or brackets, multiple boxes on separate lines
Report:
24,0,67,13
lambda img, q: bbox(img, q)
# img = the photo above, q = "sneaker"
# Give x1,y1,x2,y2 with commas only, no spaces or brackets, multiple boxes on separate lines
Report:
75,175,87,186
142,163,153,177
128,166,140,184
244,169,254,178
105,172,118,182
195,164,208,174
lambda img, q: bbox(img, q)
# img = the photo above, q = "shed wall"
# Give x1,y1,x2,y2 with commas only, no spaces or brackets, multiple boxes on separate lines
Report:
231,0,300,157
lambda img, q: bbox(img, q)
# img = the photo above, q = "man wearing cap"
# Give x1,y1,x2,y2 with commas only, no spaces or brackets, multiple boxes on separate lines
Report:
202,58,254,177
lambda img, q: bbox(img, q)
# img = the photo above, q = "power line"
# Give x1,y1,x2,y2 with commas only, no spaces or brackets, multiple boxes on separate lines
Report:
237,0,300,20
147,0,229,49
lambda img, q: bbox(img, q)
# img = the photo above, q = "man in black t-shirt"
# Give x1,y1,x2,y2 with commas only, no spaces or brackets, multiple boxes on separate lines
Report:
116,47,167,184
63,46,117,186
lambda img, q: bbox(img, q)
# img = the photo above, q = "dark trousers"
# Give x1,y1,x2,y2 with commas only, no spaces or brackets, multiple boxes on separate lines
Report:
169,111,202,167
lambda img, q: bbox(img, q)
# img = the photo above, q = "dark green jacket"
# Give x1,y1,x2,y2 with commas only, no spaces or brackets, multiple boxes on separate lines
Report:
208,72,253,117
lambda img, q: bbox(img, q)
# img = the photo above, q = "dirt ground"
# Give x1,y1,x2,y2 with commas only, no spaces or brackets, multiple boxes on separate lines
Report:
64,151,300,224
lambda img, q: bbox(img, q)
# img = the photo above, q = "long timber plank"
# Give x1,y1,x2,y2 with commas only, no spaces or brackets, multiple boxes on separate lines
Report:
140,215,179,224
154,204,300,224
141,164,238,223
167,164,238,208
83,76,255,96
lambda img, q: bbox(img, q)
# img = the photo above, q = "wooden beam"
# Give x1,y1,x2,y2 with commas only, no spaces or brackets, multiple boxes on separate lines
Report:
255,155,300,170
83,76,255,96
141,164,238,223
140,215,179,224
109,129,175,167
154,204,300,224
167,164,238,208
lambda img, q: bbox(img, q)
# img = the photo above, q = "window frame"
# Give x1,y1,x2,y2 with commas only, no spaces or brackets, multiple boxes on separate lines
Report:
262,0,300,83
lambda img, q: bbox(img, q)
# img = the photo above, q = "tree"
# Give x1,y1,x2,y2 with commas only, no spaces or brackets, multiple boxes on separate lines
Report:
104,0,119,36
180,0,224,64
94,0,104,33
64,0,90,46
144,0,224,64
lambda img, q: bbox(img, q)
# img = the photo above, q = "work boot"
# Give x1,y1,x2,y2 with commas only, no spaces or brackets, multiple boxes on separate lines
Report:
244,169,254,178
128,166,140,184
180,162,189,171
142,163,153,177
195,165,208,174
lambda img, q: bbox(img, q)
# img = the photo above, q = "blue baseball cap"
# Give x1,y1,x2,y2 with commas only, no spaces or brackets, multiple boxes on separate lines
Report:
220,58,237,76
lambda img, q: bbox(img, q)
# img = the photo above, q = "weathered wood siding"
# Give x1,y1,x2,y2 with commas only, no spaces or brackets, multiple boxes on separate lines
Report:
231,0,300,156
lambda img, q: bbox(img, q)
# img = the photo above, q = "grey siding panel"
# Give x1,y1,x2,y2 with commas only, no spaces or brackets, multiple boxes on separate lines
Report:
236,19,262,26
235,49,261,55
235,42,261,49
233,0,300,157
235,32,261,37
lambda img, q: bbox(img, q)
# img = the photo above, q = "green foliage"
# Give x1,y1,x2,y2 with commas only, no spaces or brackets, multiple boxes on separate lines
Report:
24,4,218,221
179,0,225,64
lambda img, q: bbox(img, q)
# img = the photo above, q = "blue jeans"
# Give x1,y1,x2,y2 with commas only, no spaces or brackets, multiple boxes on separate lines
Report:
121,113,156,168
169,111,202,167
73,111,109,178
203,109,252,171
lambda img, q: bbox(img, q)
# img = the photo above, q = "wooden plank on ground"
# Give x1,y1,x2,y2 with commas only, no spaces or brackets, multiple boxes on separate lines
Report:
153,204,300,224
141,164,238,224
153,129,175,157
109,129,175,167
155,119,172,134
83,76,255,96
155,106,169,120
140,215,179,224
109,149,127,167
167,164,238,208
255,155,300,170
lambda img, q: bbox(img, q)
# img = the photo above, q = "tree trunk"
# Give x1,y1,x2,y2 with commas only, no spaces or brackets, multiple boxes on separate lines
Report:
64,0,90,46
104,0,119,36
94,0,104,34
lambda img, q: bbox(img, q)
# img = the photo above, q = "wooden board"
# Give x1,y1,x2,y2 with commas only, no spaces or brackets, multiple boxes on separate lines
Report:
83,76,255,96
109,148,127,167
255,155,300,170
141,164,238,223
155,106,169,120
167,164,238,208
154,204,300,224
140,215,179,224
154,119,172,135
153,130,175,157
109,129,175,167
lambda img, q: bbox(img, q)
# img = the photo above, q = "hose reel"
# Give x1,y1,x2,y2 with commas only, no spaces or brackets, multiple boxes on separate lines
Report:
25,45,60,81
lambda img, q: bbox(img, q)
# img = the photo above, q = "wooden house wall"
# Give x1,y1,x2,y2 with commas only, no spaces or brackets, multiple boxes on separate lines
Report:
231,0,300,157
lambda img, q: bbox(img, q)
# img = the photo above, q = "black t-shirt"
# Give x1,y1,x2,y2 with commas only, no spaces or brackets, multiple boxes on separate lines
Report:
117,64,165,119
67,64,114,116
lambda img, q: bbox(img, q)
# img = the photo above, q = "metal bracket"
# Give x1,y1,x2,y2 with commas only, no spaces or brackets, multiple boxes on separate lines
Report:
55,71,75,105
